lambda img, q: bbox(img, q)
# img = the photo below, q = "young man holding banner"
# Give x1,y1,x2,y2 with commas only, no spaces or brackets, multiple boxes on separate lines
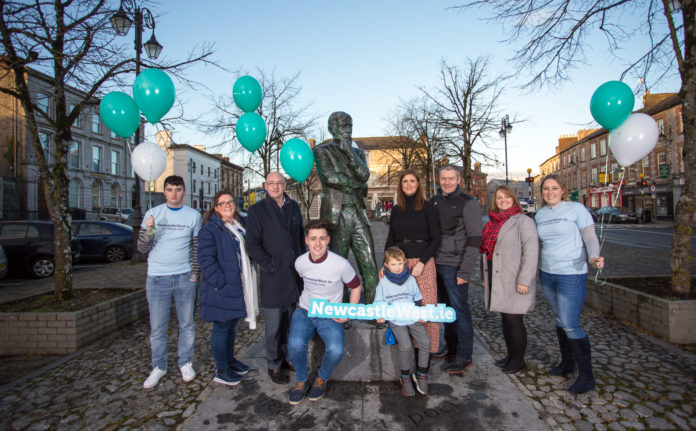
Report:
287,220,362,405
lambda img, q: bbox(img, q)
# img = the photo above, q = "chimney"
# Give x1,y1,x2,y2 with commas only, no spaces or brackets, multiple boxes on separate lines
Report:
194,145,206,151
474,162,481,172
309,138,316,148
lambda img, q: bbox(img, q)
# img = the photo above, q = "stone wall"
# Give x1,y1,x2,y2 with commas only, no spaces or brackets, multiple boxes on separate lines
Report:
0,289,147,355
586,280,696,344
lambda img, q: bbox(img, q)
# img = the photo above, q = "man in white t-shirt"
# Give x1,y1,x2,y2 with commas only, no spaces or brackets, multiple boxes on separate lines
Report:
137,175,201,389
287,220,361,405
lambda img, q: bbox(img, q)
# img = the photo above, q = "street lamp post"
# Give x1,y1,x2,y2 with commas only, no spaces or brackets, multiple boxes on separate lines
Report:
499,115,512,184
526,168,533,201
111,0,163,256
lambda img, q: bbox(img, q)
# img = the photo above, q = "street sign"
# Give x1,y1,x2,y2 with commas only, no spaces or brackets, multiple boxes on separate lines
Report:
598,173,608,183
659,164,670,178
650,184,656,193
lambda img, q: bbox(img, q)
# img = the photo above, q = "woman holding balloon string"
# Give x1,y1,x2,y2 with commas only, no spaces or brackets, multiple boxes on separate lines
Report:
534,174,604,394
197,191,259,386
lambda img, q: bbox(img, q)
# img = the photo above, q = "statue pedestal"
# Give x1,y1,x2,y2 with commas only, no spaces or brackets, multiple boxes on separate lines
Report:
308,321,402,381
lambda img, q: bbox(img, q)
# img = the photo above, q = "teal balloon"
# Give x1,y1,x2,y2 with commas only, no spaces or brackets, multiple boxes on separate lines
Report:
590,81,635,130
132,68,175,124
280,138,314,182
236,112,267,152
233,75,263,112
99,91,140,138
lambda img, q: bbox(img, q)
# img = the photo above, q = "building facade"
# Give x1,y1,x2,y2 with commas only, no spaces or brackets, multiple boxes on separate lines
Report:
538,93,683,220
0,64,141,220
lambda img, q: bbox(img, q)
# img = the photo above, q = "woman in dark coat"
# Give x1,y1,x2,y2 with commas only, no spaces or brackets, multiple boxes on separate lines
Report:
384,169,441,353
198,191,251,386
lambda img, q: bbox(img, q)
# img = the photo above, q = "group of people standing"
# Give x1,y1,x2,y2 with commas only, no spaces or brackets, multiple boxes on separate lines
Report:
136,157,604,404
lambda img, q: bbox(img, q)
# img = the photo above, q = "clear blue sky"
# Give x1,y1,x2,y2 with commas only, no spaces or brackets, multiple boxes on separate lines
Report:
146,0,680,184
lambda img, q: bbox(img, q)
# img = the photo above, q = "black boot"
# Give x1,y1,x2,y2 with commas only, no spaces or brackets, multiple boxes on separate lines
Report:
568,336,595,394
501,314,526,374
550,326,575,376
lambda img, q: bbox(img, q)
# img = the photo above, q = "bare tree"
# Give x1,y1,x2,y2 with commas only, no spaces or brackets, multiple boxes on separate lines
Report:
452,0,694,293
419,57,507,190
290,167,321,220
387,97,450,197
204,69,319,180
0,0,213,300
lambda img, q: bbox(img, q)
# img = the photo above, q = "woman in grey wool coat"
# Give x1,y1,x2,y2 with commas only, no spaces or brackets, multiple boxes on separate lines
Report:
480,185,539,374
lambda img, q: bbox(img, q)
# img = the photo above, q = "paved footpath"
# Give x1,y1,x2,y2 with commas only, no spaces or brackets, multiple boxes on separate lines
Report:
0,222,694,430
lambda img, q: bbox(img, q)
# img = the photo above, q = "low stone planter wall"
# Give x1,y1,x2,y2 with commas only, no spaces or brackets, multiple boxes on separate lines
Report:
0,289,147,355
586,279,696,344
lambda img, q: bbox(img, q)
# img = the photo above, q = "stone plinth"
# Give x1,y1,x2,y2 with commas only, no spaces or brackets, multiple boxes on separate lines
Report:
309,321,402,381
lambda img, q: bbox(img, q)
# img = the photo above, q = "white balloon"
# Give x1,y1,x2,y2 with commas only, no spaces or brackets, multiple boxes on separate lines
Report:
609,113,659,167
131,142,167,181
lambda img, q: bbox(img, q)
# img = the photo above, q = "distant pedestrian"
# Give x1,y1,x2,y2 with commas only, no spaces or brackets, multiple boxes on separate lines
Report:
375,246,431,397
535,174,604,394
480,185,539,374
138,175,201,389
383,169,440,353
197,191,256,386
430,165,482,375
245,172,305,385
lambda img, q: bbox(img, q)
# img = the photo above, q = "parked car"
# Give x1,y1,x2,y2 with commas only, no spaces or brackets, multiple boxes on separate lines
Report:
0,221,81,278
595,206,639,224
98,207,135,224
379,208,391,223
72,221,133,263
0,245,7,280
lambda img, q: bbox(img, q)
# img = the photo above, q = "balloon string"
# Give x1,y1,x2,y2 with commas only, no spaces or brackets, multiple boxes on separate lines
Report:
593,163,625,285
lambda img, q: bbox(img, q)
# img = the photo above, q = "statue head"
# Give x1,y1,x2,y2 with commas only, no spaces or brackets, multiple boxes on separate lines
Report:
328,111,353,141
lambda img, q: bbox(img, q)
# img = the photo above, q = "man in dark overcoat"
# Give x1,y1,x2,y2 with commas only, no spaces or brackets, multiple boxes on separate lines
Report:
246,172,306,384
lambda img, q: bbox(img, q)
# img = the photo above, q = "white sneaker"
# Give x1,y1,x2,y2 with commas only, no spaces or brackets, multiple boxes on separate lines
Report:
143,367,167,389
180,362,196,382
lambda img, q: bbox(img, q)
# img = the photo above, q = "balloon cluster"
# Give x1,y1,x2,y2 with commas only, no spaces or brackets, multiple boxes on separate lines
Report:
232,76,314,182
590,81,658,167
99,68,173,181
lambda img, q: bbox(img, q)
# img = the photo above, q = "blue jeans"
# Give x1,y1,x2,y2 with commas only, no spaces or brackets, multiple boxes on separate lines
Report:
539,271,587,339
211,319,238,371
288,308,345,383
146,271,197,369
436,265,474,363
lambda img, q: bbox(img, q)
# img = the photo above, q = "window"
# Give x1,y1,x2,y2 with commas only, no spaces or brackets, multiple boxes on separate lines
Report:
591,143,597,159
200,164,203,175
69,141,80,169
207,182,211,193
642,156,650,176
628,166,635,181
581,147,586,162
111,130,117,139
92,114,101,134
208,167,211,177
91,182,102,210
611,163,619,182
68,104,80,128
657,119,664,135
79,223,112,236
69,179,81,208
111,150,119,175
92,146,101,171
39,132,50,157
37,93,50,114
193,179,196,191
110,184,119,206
591,167,598,183
600,139,607,156
0,224,26,240
657,152,667,166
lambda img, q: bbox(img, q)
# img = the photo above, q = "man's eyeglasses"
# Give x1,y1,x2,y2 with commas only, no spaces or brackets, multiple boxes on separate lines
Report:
217,201,235,208
266,182,285,187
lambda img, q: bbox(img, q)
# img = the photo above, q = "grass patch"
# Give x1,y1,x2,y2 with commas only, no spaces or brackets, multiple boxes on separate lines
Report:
604,277,696,300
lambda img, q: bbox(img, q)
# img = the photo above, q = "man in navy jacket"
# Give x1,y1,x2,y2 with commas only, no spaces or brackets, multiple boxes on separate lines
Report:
246,172,306,384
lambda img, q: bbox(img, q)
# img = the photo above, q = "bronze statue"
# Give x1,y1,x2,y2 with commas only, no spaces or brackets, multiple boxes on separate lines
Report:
314,112,378,303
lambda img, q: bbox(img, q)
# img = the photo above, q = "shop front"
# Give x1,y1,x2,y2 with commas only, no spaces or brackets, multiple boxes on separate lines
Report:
621,182,674,221
586,184,622,209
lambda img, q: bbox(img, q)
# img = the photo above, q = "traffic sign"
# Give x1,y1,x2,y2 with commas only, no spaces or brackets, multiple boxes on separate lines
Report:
650,184,656,193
